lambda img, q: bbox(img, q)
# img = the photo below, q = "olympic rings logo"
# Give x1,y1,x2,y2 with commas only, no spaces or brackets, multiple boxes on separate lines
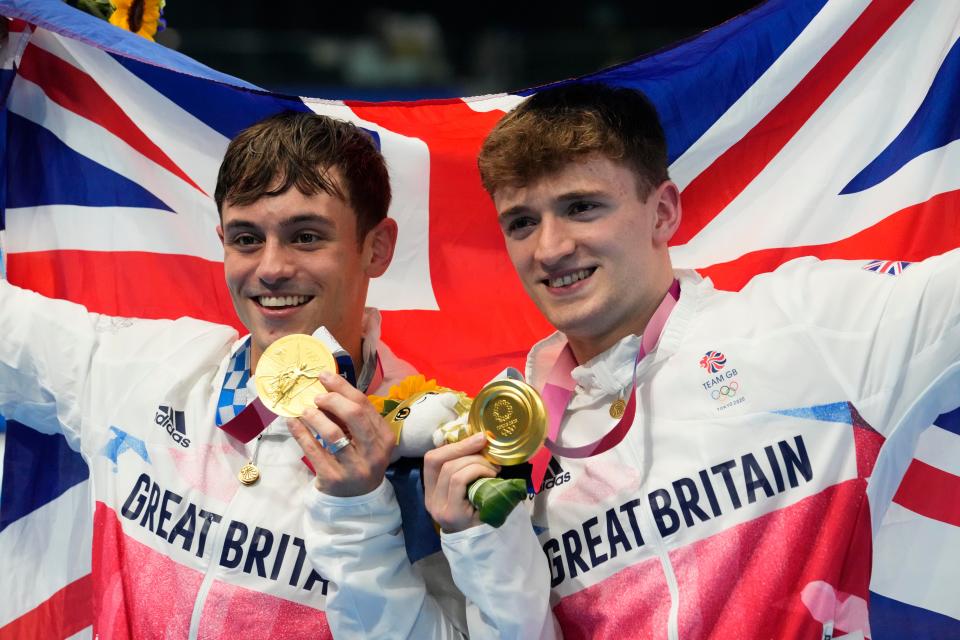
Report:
710,381,739,400
492,399,514,422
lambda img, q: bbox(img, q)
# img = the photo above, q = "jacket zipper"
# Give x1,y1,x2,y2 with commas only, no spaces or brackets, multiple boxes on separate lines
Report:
187,437,261,639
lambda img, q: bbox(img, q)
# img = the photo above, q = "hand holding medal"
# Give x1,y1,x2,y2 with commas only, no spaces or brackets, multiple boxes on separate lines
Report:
435,379,547,466
422,378,548,530
270,334,397,497
233,333,339,487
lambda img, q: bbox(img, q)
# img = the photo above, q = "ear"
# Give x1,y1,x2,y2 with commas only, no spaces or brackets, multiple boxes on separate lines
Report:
651,180,682,246
363,218,398,278
216,224,225,245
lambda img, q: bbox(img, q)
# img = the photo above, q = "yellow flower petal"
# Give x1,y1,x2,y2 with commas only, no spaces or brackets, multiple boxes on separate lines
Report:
367,395,387,413
109,0,163,41
368,374,446,415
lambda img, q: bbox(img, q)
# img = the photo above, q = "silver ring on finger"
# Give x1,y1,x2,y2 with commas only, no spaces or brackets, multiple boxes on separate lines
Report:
326,436,353,455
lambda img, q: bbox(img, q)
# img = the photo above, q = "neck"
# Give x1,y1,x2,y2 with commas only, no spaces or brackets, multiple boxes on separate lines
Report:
567,327,644,367
334,309,367,375
342,335,364,374
566,278,674,365
567,337,625,367
250,342,263,375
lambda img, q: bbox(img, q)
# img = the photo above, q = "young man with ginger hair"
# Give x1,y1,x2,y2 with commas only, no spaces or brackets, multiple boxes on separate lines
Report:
423,83,960,639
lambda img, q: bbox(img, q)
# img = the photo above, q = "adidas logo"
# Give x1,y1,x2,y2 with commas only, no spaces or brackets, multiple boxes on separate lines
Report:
155,405,190,448
541,457,571,491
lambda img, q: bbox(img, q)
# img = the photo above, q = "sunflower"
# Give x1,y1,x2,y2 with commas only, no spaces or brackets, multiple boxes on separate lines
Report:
109,0,165,41
368,374,440,415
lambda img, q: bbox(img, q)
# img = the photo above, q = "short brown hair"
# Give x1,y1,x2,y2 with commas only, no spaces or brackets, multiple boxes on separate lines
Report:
478,83,669,198
214,111,391,240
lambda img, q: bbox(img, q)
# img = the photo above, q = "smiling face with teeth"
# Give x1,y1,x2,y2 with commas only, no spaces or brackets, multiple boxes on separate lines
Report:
495,154,681,364
218,175,397,372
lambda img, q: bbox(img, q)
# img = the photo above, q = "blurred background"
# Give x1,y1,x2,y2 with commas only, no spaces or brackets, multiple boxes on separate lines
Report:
155,1,763,100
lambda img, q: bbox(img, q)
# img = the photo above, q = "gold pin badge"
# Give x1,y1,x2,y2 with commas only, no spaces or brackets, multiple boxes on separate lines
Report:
238,462,260,486
609,397,626,419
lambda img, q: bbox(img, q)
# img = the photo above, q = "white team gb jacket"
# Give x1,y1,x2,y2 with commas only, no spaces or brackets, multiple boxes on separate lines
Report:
0,281,471,639
446,251,959,640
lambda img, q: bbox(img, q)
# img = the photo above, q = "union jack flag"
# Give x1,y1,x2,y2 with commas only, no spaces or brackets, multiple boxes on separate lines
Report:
1,0,959,638
862,259,912,275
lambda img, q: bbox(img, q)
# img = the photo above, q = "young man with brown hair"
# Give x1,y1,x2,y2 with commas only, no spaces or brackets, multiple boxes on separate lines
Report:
0,111,470,638
425,83,960,638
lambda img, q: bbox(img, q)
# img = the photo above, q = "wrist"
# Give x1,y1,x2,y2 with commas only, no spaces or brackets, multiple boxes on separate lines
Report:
311,476,392,505
439,513,485,534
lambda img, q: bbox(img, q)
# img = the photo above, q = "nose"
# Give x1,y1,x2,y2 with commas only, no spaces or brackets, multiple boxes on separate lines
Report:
255,238,295,287
533,216,576,268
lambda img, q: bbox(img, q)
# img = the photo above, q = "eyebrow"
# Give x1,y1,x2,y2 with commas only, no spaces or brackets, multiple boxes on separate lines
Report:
556,189,607,202
279,213,335,231
222,219,259,234
497,206,530,223
497,190,607,222
223,213,336,233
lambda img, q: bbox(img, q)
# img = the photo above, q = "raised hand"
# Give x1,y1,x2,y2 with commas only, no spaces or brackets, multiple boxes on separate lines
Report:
287,371,396,497
423,432,500,533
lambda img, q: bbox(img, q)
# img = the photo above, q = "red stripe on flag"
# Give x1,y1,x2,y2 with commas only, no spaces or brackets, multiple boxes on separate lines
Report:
893,458,960,527
349,100,553,391
0,574,92,640
16,43,207,196
8,19,29,33
698,188,960,290
6,250,243,331
673,0,913,246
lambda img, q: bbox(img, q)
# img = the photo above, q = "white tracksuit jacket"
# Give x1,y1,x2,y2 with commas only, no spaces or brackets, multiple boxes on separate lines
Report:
306,251,959,640
0,280,473,639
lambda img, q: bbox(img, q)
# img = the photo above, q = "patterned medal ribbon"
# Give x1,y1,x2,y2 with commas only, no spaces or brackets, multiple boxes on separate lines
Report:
215,337,251,428
216,331,381,443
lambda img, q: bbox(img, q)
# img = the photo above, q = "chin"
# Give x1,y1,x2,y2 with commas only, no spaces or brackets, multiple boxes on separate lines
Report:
256,326,294,345
548,315,593,337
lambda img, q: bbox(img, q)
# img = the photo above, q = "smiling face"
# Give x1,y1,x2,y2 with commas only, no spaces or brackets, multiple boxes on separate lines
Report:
494,154,681,363
217,178,396,371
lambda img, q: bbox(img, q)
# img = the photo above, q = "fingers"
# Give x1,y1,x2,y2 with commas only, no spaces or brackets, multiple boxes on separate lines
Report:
424,433,501,532
289,409,351,464
288,414,324,458
312,390,388,451
290,412,374,497
423,431,487,489
312,371,395,453
431,460,499,533
287,378,395,497
287,414,340,477
317,370,370,404
438,455,500,502
426,431,489,468
300,406,352,455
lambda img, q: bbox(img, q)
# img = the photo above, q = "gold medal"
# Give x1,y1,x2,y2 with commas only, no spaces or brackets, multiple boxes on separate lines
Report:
254,334,338,418
238,462,260,486
609,397,626,419
467,379,547,466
